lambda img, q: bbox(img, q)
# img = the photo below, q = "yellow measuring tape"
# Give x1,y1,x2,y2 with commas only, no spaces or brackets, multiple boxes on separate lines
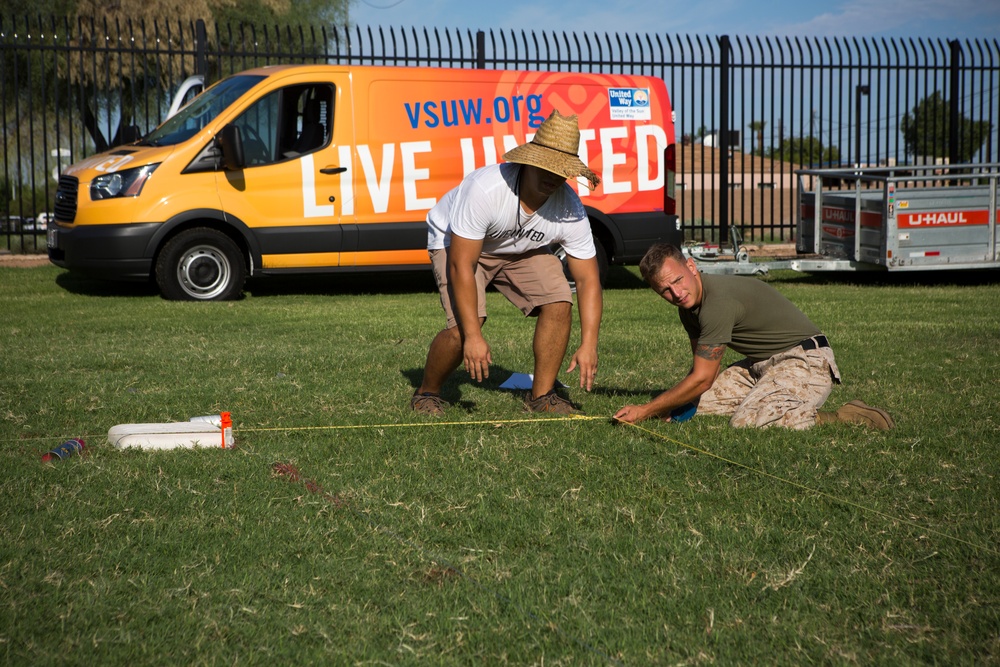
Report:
620,420,999,558
237,414,604,433
239,414,996,557
19,412,995,557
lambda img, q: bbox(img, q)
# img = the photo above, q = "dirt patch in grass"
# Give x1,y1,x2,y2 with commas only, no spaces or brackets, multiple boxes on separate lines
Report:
0,252,49,268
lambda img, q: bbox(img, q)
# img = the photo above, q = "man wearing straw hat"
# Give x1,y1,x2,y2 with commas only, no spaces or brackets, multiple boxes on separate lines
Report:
411,110,603,416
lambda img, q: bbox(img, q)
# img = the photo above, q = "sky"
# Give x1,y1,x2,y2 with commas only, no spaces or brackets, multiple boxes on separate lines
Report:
347,0,1000,41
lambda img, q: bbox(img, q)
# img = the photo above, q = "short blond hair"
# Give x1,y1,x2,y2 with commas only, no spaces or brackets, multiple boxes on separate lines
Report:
639,243,687,284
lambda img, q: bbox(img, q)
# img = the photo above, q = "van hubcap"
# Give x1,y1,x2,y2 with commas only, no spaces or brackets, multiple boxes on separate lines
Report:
177,244,231,299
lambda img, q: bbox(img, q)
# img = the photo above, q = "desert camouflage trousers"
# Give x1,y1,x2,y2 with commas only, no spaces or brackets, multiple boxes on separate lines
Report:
696,342,842,430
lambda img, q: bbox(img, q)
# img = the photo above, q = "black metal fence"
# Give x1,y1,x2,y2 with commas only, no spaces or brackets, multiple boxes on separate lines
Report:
2,15,998,252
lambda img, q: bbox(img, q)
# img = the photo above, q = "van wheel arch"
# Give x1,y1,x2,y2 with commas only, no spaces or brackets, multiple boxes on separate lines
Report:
584,209,623,258
155,226,247,301
554,230,610,289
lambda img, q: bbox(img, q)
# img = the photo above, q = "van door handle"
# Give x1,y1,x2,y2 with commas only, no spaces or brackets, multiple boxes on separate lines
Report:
320,166,347,175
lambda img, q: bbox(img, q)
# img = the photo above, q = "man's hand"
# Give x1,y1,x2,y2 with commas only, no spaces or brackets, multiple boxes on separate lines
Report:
463,334,492,383
613,404,648,424
566,345,598,391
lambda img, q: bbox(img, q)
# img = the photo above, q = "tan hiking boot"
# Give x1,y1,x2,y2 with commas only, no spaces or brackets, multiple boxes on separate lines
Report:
410,392,449,416
835,400,894,430
524,390,580,415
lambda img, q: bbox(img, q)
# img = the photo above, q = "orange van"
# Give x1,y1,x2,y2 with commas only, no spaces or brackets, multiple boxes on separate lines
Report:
48,64,678,299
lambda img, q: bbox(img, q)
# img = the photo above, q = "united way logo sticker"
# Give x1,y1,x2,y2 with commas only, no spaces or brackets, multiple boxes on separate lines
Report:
608,88,651,120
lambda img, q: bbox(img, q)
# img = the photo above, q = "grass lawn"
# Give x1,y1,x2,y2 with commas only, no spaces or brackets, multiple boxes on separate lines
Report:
1,262,998,665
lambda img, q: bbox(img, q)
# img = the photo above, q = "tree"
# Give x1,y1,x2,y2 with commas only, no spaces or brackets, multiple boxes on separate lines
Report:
53,0,352,151
2,0,353,201
210,0,351,68
900,91,991,163
748,120,766,155
63,0,216,150
212,0,349,30
767,136,840,167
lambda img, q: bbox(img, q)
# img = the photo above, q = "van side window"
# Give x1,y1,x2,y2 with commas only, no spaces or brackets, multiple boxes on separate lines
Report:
282,84,334,157
232,91,280,166
230,83,334,167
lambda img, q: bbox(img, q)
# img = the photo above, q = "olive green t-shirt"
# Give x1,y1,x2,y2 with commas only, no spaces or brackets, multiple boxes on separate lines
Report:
678,274,821,359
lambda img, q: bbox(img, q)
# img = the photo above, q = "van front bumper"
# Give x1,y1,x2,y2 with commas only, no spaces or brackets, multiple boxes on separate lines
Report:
48,222,160,281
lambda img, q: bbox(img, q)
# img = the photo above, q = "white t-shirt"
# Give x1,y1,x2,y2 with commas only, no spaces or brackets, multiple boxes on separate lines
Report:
426,163,596,260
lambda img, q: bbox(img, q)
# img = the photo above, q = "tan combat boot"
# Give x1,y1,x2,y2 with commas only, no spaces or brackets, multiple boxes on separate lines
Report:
818,400,894,430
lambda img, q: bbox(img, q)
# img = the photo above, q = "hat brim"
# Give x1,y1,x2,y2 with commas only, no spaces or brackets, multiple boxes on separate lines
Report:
502,143,600,190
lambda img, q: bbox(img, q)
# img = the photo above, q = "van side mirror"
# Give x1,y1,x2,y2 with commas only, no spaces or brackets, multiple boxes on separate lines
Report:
218,124,246,171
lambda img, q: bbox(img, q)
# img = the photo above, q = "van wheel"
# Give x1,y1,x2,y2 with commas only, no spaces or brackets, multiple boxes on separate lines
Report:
156,228,245,301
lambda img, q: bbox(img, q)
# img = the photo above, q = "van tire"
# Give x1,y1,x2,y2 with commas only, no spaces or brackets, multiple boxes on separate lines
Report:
156,228,245,301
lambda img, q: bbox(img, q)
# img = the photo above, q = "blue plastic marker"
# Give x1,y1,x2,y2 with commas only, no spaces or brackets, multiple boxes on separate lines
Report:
668,402,697,423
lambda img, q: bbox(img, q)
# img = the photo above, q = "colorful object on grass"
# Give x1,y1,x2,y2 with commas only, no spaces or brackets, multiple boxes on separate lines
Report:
42,438,86,462
669,402,697,423
107,412,234,450
221,412,233,448
499,372,566,391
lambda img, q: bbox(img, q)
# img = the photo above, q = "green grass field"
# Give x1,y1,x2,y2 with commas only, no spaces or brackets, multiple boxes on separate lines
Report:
1,262,998,665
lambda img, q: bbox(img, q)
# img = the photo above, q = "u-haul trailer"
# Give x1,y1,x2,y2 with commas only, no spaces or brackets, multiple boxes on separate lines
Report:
688,163,1000,275
793,163,1000,272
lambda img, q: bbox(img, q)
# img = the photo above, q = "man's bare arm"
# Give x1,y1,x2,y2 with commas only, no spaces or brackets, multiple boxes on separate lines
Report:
614,340,725,423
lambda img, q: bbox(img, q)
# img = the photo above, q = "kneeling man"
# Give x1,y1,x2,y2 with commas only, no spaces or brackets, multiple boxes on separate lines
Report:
613,243,893,430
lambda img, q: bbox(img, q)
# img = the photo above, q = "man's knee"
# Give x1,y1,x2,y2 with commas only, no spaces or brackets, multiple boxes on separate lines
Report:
536,300,572,319
432,326,463,348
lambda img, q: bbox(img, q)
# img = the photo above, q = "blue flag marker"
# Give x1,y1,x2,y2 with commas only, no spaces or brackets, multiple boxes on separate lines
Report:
669,402,697,422
499,373,566,391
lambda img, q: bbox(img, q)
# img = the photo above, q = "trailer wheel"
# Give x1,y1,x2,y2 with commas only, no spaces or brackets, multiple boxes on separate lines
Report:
155,228,245,301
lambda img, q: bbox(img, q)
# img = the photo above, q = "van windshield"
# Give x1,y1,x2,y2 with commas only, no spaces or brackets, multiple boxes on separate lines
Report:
141,75,267,147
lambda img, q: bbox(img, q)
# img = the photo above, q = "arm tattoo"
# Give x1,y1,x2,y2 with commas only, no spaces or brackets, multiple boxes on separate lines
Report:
695,343,726,361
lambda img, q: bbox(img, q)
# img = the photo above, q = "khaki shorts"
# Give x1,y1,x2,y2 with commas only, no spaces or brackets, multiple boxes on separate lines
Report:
430,247,572,329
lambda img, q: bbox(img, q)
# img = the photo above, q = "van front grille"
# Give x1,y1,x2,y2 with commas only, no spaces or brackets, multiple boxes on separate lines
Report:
54,175,79,222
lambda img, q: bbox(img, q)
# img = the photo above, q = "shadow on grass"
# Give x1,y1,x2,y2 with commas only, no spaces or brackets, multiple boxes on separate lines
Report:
401,364,530,412
401,364,662,415
245,269,440,298
603,265,647,290
49,259,997,300
247,265,649,297
55,272,160,298
53,268,440,299
52,263,649,300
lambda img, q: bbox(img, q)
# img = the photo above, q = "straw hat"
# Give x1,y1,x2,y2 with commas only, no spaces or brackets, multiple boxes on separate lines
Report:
502,110,601,191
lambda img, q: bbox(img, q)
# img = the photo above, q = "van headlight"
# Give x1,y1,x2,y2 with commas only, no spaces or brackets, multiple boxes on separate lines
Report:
90,164,159,200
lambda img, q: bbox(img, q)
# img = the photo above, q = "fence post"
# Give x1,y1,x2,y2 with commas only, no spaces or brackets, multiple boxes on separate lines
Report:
196,19,207,77
718,35,730,247
948,39,960,167
855,84,869,167
476,30,485,69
